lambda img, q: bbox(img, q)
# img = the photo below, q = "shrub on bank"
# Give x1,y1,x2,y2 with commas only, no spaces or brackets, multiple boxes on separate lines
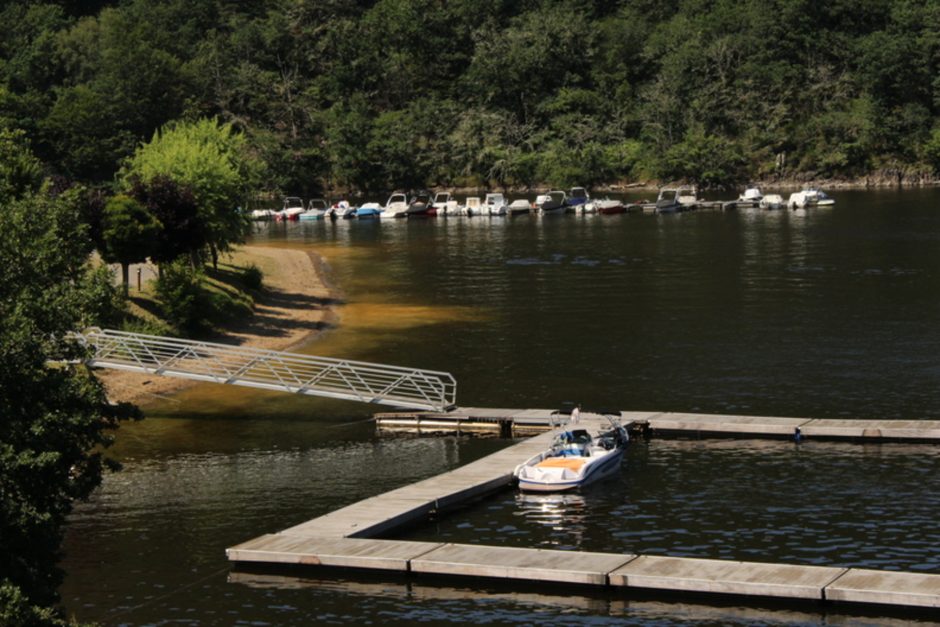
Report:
240,263,263,291
156,259,210,337
156,258,257,337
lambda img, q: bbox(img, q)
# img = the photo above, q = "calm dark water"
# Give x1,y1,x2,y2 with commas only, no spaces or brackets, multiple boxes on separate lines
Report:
61,189,940,624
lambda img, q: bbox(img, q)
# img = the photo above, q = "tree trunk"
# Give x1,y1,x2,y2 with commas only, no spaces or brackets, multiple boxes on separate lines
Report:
121,263,129,297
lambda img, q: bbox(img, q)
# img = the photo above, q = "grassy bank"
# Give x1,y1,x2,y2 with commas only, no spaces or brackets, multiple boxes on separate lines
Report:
99,246,337,406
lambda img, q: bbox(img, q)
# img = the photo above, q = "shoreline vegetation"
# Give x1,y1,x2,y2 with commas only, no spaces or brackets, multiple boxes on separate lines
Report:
98,245,337,407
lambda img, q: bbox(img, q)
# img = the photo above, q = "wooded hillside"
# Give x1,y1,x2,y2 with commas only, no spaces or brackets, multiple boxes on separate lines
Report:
2,0,939,192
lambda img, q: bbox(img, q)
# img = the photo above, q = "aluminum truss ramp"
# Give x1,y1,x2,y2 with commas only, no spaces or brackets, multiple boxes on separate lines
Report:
79,328,456,411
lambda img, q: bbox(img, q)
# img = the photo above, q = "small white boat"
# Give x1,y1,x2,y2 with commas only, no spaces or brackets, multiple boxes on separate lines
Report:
567,186,591,210
514,413,629,492
355,202,383,219
538,191,567,214
814,189,835,206
578,202,598,214
381,193,410,218
407,191,432,217
331,200,357,219
463,196,484,217
655,188,681,213
299,198,329,220
788,188,835,209
760,194,785,210
677,186,699,207
594,198,626,214
483,193,508,216
507,199,531,216
276,196,305,221
738,185,763,203
249,208,276,220
430,192,458,217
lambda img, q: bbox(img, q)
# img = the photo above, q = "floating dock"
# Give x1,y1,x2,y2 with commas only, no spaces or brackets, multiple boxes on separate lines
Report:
374,407,940,442
228,412,940,612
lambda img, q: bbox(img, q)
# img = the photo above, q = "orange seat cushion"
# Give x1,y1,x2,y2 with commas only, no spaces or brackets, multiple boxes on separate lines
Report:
536,457,586,470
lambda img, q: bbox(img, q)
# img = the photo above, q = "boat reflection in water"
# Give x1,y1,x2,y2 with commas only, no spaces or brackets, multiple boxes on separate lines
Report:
514,491,589,547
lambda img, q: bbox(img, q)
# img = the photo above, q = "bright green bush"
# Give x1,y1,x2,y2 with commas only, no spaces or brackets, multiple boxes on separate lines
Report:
155,259,210,337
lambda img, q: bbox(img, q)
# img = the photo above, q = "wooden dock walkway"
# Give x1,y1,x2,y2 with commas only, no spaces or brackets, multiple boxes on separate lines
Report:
227,412,940,612
375,407,940,442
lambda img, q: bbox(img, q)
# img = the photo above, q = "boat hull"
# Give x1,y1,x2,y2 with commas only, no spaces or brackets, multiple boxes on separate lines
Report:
596,201,625,215
516,446,625,492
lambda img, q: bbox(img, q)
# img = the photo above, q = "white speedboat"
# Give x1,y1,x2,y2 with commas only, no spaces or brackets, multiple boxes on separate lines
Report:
276,196,305,221
595,198,625,214
538,191,567,215
514,414,629,492
354,202,383,219
814,189,835,206
463,196,484,216
760,194,785,210
430,192,458,217
483,193,508,216
567,186,591,211
677,186,699,208
381,193,410,218
507,199,531,216
249,208,276,220
655,188,682,213
788,188,835,209
332,200,357,219
407,191,432,217
299,198,329,220
738,185,763,203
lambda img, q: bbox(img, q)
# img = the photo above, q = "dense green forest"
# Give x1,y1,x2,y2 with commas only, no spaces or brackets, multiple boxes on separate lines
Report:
2,0,940,193
3,0,940,194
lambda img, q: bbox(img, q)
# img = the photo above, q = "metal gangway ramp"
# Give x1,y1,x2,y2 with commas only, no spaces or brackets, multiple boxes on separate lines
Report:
78,328,456,411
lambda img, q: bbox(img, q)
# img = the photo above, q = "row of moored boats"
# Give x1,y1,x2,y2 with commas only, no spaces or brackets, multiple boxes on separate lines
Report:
251,185,836,221
655,184,836,212
252,187,640,221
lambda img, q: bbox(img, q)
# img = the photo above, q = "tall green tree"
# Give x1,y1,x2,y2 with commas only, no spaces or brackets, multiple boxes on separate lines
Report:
0,186,137,623
121,118,261,267
100,194,161,295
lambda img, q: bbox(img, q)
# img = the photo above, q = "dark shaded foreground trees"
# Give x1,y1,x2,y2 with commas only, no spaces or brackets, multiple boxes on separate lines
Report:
0,186,138,624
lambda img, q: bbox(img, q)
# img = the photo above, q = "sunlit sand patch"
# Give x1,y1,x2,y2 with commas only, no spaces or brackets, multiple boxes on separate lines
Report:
338,302,485,330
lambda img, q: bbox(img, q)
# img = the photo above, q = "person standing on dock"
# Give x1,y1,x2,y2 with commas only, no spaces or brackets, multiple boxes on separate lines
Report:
571,404,581,423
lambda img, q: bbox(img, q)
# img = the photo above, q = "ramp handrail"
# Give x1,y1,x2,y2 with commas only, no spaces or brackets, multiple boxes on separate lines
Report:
77,328,456,411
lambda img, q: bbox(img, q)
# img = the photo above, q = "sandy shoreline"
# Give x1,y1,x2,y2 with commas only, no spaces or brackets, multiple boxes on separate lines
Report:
97,246,338,407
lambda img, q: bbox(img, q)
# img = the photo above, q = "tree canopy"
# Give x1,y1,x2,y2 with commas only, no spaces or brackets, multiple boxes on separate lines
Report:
121,118,258,263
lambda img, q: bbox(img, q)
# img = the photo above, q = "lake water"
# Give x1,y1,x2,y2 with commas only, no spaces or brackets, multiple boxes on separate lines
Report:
61,189,940,624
